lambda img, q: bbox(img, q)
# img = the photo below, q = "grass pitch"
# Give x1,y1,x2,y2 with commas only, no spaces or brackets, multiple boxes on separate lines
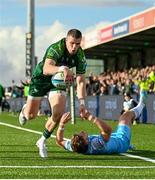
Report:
0,112,155,179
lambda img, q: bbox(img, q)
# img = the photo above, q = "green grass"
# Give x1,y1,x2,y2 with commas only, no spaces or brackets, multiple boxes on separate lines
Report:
0,112,155,179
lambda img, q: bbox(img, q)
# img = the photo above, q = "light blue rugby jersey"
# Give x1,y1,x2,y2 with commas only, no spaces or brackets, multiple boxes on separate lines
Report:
64,125,131,155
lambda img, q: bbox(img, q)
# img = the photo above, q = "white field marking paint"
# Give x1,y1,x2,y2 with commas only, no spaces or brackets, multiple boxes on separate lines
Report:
0,165,155,169
0,121,155,164
121,153,155,163
0,122,69,140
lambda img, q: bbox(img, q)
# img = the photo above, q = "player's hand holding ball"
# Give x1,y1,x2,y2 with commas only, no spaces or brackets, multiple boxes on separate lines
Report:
63,67,74,85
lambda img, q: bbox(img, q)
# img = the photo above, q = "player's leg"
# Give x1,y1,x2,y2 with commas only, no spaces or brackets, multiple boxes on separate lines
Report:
19,96,41,125
112,90,147,153
36,90,66,158
118,111,135,127
119,89,147,126
46,91,66,129
19,75,51,125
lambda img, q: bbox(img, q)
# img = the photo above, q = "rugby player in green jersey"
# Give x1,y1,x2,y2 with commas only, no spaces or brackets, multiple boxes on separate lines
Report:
19,29,87,157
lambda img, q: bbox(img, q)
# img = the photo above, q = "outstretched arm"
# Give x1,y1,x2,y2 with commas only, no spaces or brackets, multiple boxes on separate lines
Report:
56,112,71,148
81,110,112,141
76,74,87,117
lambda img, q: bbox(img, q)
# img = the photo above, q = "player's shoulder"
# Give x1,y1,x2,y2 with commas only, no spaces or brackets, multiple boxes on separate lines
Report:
46,38,65,57
88,134,101,141
77,47,85,55
76,47,86,62
48,38,65,49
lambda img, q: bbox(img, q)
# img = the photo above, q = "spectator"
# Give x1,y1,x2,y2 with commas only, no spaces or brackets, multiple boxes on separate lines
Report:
21,79,30,99
98,85,108,96
108,79,120,95
121,92,138,124
1,98,10,112
0,83,5,112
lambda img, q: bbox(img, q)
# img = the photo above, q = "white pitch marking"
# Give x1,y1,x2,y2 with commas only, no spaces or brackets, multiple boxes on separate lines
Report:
0,165,155,169
0,121,155,163
121,153,155,163
0,121,69,140
0,121,42,134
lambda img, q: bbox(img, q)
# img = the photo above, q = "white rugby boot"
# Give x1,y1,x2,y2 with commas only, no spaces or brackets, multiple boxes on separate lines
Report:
19,104,27,125
36,139,48,158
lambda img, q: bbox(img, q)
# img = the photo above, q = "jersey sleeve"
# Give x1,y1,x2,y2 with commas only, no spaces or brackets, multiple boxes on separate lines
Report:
64,140,73,152
46,46,61,61
45,39,64,63
76,49,87,74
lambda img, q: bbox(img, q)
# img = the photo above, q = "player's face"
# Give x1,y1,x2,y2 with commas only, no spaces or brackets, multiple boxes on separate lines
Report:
66,35,81,55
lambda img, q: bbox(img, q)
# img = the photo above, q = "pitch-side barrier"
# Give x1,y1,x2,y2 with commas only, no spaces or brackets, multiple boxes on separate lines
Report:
5,95,155,124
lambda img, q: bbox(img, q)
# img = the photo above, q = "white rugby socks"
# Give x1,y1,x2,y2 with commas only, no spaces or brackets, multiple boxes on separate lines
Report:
131,100,145,119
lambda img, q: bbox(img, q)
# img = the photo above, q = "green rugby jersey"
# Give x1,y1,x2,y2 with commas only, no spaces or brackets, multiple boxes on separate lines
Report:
29,38,87,96
33,38,87,78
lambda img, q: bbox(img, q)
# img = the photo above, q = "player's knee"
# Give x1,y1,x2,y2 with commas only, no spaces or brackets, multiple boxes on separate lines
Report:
119,111,133,125
52,112,63,123
120,111,129,119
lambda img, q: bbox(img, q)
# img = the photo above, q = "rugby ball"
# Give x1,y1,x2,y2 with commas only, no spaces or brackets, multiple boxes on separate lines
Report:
51,72,66,90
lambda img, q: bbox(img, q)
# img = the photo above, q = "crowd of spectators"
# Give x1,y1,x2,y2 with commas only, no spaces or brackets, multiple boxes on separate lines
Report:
1,65,155,100
4,79,30,99
0,65,154,124
86,65,155,97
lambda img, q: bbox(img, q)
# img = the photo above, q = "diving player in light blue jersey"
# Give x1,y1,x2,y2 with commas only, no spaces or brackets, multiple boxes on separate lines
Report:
56,90,147,155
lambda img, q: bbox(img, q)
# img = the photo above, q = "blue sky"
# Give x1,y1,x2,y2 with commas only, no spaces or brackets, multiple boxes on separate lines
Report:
0,0,155,86
1,0,155,29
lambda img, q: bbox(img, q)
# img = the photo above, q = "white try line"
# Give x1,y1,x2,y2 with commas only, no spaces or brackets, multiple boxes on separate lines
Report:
0,121,155,164
0,165,155,169
121,153,155,163
0,121,69,140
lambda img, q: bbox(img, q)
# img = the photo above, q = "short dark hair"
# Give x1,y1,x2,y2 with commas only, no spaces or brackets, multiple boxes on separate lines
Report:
71,134,88,154
124,92,131,98
67,29,82,39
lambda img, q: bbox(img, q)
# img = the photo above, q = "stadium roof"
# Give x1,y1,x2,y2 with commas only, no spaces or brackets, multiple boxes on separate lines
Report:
82,7,155,59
